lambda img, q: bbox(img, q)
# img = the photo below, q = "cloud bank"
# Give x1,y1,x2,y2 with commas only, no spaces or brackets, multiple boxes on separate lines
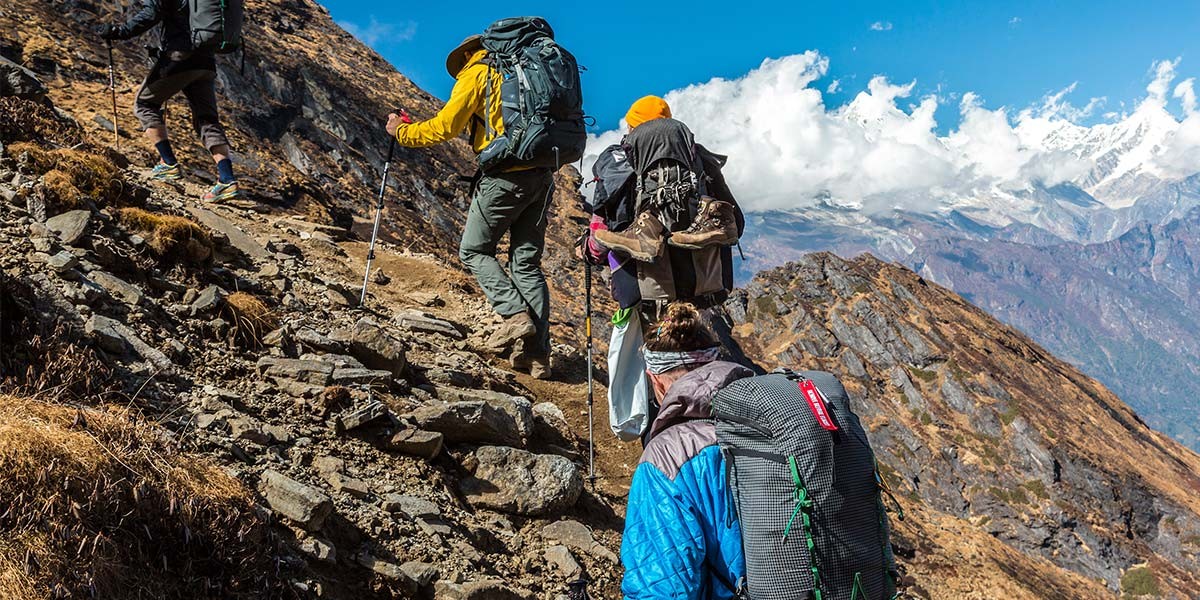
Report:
582,53,1199,214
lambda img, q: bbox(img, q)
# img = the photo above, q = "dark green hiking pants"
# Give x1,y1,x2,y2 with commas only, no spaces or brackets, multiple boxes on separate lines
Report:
459,169,555,356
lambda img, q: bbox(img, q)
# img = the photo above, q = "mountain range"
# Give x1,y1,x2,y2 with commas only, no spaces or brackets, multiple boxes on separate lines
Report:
737,95,1200,450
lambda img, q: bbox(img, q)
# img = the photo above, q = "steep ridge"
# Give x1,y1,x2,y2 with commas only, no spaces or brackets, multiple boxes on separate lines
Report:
912,208,1200,449
4,0,1200,598
727,252,1200,597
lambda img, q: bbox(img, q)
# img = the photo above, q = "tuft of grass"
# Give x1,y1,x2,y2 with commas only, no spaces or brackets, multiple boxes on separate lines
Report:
225,292,278,348
11,143,124,208
1120,565,1161,598
117,207,212,264
0,98,83,147
990,485,1030,505
909,367,938,383
0,395,279,598
999,403,1021,426
1023,479,1049,500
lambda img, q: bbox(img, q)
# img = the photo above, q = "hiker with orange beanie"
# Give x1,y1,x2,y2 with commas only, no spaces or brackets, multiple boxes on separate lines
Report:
581,95,748,443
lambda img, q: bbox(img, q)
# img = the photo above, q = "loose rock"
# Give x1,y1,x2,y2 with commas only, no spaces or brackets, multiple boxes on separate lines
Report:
258,470,333,531
459,446,582,516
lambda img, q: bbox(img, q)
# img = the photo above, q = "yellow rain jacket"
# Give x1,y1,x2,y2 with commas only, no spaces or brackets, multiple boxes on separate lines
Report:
394,49,503,154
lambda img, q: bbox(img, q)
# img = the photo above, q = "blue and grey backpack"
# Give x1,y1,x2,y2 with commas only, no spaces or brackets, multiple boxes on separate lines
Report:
714,369,902,600
477,17,587,174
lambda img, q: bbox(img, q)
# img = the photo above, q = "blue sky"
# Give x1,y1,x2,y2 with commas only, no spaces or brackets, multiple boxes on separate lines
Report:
325,0,1199,132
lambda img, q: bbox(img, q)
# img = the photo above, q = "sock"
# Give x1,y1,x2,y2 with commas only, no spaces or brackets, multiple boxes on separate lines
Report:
216,158,235,184
154,140,177,166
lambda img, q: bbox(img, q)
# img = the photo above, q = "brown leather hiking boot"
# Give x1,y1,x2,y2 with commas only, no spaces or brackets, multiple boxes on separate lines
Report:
668,197,739,250
487,311,536,351
511,339,552,380
592,211,665,262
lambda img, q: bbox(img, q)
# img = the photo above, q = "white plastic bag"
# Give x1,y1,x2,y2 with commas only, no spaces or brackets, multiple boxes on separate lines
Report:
608,308,650,441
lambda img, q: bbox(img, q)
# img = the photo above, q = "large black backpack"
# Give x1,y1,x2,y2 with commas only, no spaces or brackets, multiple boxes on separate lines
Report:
713,369,899,600
478,17,587,174
189,0,244,54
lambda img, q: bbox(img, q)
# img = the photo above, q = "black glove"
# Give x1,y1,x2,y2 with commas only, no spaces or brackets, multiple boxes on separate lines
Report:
97,24,122,40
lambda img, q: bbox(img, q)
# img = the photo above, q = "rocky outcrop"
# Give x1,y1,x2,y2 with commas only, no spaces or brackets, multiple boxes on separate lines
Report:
728,252,1200,597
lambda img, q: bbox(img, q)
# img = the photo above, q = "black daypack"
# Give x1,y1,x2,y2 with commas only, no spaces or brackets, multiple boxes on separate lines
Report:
478,17,587,174
623,117,706,232
189,0,243,53
713,370,900,600
588,144,636,230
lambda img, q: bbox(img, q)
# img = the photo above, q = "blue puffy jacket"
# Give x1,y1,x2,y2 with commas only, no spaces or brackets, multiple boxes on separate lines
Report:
622,361,754,599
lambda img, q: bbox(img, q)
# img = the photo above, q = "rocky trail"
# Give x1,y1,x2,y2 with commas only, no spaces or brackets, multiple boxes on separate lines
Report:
0,90,637,599
5,0,1200,597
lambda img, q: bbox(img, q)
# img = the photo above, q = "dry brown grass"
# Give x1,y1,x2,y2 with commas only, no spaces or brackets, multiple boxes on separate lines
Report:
9,142,124,209
225,292,278,348
19,36,59,66
0,395,282,598
117,207,214,264
0,98,82,147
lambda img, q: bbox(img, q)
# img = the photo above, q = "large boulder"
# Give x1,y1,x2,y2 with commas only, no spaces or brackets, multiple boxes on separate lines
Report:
405,395,532,448
459,446,581,516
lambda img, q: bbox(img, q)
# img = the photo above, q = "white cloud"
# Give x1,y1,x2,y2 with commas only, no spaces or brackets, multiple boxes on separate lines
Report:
1175,78,1197,116
1145,58,1180,107
582,53,1198,214
869,21,893,31
339,16,417,47
826,79,841,94
1008,16,1022,27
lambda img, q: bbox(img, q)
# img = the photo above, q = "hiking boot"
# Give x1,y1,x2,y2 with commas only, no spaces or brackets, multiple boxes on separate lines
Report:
668,197,739,250
529,356,551,380
592,211,665,262
203,181,241,202
150,162,182,181
488,311,536,351
511,347,551,380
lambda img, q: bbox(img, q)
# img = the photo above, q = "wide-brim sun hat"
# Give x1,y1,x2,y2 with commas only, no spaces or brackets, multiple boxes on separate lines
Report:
445,34,484,78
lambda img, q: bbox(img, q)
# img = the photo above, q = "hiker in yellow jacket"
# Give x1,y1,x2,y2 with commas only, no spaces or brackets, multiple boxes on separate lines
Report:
385,35,553,379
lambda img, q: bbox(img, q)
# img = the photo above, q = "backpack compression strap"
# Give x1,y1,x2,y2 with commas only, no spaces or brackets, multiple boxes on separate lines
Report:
782,455,825,600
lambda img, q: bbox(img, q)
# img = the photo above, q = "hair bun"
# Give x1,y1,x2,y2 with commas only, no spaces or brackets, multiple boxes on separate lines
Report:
646,302,720,353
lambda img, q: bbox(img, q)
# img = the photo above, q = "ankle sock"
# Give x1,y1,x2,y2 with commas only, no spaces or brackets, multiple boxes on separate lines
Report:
154,140,177,166
216,158,235,184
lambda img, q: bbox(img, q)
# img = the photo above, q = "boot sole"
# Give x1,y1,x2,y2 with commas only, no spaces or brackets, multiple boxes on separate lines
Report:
667,239,737,250
593,240,660,262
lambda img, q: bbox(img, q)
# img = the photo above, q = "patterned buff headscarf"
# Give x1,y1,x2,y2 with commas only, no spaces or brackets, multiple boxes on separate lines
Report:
642,346,721,375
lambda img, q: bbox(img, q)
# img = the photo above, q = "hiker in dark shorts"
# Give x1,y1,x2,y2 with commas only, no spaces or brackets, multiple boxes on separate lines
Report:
99,0,240,202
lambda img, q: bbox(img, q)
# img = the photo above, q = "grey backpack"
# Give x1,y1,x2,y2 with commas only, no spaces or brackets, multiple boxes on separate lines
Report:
477,17,587,174
189,0,243,53
713,369,900,600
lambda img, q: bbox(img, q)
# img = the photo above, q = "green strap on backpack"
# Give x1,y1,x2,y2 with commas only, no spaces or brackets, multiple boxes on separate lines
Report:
782,456,823,600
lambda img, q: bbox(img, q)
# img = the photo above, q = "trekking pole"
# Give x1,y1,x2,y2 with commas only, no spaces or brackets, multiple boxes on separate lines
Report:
584,253,596,488
106,40,119,148
359,138,395,307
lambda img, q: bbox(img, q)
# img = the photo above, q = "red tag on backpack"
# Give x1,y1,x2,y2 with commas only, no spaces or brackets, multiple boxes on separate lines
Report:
798,379,839,431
